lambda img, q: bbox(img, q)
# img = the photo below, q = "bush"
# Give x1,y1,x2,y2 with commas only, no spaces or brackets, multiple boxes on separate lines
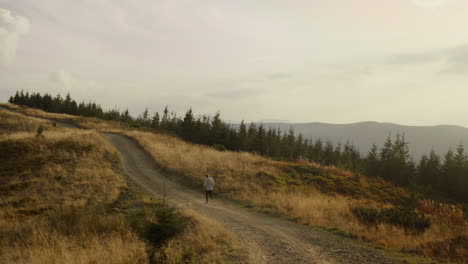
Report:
145,205,187,246
351,207,380,226
352,206,431,234
36,125,44,137
309,176,335,192
212,144,227,151
128,203,187,247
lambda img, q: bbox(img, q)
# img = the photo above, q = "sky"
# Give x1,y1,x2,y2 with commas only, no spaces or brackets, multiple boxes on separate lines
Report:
1,0,468,126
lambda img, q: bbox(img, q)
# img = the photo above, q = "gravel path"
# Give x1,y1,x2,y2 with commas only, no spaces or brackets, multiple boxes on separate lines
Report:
104,133,401,264
1,106,404,264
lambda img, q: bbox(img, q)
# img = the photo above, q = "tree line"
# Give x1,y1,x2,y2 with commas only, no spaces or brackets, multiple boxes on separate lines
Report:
8,90,468,203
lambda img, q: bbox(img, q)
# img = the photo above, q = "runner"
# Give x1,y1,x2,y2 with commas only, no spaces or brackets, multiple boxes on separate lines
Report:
204,174,215,203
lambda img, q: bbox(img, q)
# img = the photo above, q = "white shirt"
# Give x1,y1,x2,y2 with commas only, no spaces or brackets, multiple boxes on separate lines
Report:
204,177,215,190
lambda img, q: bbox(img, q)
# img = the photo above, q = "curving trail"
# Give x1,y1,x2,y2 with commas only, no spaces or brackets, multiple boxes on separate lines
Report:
104,133,399,264
1,106,401,264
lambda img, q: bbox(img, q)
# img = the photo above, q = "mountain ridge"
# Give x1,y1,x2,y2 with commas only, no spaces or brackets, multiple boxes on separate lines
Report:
252,120,467,129
233,121,468,159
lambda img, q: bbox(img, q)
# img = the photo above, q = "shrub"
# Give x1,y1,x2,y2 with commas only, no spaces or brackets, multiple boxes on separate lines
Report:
351,207,380,226
212,144,227,151
417,200,466,225
352,206,431,234
145,205,187,246
36,125,44,136
128,203,187,247
310,175,335,192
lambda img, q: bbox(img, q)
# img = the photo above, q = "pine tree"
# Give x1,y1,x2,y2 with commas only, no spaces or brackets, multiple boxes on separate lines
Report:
380,136,393,181
211,112,223,145
393,134,412,185
270,129,282,158
323,141,335,165
417,150,441,188
294,133,304,160
247,123,257,151
64,93,73,114
279,128,295,160
197,115,211,145
441,149,456,194
121,109,131,122
452,144,467,200
238,121,248,151
182,109,194,140
151,112,160,129
312,139,324,164
340,141,360,171
254,124,267,155
160,106,170,130
138,107,150,126
365,144,380,178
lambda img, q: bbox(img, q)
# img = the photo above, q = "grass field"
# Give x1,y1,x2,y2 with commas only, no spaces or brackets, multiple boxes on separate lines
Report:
2,103,467,263
0,106,246,264
120,130,467,263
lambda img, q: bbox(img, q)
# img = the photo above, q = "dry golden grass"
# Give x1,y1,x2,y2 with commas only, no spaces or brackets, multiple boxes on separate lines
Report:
0,109,64,136
0,103,130,131
0,130,126,211
155,211,247,264
121,130,296,198
3,104,466,262
0,107,246,264
263,192,466,257
120,130,467,263
0,212,148,264
297,158,354,178
0,103,79,121
0,109,142,263
75,117,129,130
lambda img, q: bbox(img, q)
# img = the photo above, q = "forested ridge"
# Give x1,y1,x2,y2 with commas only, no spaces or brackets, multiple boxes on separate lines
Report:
8,90,468,204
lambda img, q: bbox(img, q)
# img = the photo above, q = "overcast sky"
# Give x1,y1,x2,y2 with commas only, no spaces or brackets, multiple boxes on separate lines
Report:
1,0,467,126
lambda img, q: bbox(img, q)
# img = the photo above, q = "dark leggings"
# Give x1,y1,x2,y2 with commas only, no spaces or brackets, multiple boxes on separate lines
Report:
205,190,213,201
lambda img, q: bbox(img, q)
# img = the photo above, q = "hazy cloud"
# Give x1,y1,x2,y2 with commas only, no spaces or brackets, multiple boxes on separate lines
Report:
255,118,291,123
2,0,468,126
269,73,292,80
441,45,468,74
0,8,29,65
411,0,453,8
386,52,439,65
385,44,468,74
49,69,72,89
205,87,265,100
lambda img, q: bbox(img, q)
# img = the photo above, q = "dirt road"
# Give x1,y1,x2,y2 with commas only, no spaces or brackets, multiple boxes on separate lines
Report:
105,133,400,264
1,106,402,264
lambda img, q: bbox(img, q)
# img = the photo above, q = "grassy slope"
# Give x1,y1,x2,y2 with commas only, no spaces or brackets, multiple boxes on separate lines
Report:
121,130,466,263
0,107,246,264
2,103,467,263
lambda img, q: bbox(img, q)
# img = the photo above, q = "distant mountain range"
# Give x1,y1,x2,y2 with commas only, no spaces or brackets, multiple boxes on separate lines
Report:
241,121,468,160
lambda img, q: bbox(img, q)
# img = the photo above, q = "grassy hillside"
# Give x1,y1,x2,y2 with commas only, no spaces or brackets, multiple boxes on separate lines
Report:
120,130,467,263
2,104,467,263
0,107,246,264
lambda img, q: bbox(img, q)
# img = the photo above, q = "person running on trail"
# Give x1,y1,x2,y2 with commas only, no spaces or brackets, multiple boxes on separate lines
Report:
204,174,215,203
